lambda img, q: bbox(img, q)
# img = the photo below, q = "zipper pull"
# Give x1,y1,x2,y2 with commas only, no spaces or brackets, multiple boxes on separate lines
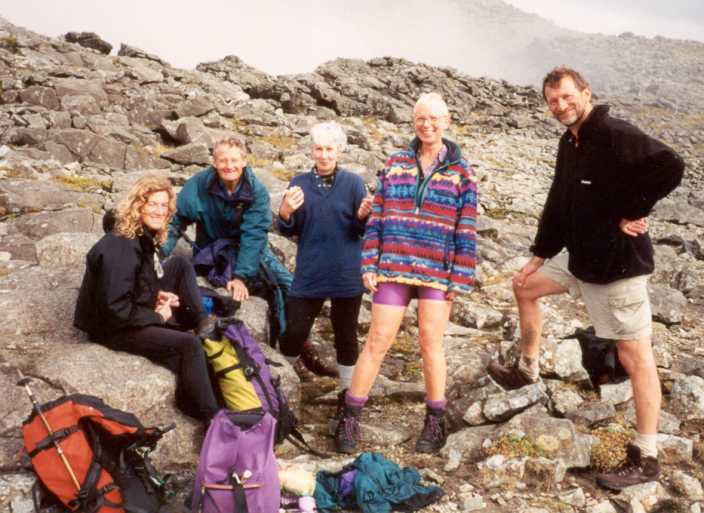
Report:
415,206,420,215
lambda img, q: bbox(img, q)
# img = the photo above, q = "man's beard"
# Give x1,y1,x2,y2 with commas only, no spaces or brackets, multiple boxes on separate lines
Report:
557,107,582,127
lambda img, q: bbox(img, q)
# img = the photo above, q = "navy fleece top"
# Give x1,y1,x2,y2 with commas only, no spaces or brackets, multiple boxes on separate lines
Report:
277,168,367,298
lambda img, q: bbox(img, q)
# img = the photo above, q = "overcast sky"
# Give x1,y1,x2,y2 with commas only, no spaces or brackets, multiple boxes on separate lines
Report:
3,1,702,75
504,0,703,41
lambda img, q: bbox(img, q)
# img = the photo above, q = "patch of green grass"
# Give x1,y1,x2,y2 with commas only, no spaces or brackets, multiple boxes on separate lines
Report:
484,432,547,459
260,134,297,151
271,167,295,181
590,426,634,472
54,175,111,192
150,143,173,158
452,123,475,136
231,118,251,135
361,117,385,142
480,155,509,169
0,36,19,53
402,361,422,380
391,331,418,354
248,155,271,168
0,166,21,178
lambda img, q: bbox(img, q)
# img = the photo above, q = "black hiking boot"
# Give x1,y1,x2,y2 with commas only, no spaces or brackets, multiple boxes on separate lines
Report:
596,444,661,491
415,405,448,454
334,402,361,454
487,359,537,390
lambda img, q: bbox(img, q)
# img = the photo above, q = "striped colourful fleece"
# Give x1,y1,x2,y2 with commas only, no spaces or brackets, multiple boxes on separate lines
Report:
361,138,477,294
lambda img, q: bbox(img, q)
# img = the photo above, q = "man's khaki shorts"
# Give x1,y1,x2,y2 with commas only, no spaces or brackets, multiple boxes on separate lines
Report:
538,252,652,340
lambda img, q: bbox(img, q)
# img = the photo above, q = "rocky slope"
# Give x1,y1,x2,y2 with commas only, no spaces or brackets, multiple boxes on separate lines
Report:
0,16,703,513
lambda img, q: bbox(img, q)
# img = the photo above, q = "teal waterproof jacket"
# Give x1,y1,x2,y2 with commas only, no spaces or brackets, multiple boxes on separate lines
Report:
163,166,271,281
314,452,443,513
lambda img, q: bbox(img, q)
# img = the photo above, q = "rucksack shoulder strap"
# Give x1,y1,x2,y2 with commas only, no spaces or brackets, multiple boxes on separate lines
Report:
286,428,328,458
28,425,80,458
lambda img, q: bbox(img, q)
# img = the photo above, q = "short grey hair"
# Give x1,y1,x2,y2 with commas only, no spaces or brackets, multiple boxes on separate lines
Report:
310,121,347,151
213,136,247,157
414,92,450,117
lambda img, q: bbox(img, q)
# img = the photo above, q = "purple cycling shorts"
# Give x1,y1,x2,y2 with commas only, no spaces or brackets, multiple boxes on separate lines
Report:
372,282,447,306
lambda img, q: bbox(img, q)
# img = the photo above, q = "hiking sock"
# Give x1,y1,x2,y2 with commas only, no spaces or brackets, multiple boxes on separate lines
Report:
284,355,299,365
425,397,448,411
345,391,368,409
518,354,540,381
338,364,354,391
634,433,658,459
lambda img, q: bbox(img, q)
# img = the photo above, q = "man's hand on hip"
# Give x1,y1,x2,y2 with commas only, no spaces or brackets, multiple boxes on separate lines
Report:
513,256,545,288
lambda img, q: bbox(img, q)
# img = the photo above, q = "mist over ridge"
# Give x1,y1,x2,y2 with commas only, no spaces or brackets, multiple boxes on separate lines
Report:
2,0,703,93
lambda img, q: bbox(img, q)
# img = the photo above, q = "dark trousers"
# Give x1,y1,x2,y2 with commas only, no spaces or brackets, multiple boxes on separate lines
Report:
103,256,216,421
280,295,362,366
160,255,207,330
105,326,218,421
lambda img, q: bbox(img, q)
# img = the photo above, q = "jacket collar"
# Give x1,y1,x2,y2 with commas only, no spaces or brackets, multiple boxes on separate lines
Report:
568,104,610,143
206,166,255,204
138,230,157,254
409,137,462,165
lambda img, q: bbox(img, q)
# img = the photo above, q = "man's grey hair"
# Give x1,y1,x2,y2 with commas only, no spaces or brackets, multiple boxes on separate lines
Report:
212,136,247,157
414,92,450,117
310,121,347,151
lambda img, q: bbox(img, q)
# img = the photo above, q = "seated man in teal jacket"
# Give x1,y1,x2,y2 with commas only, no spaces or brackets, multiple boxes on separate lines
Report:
163,137,336,374
162,137,289,339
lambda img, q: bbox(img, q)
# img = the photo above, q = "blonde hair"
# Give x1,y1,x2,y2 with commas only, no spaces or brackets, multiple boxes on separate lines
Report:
115,175,176,246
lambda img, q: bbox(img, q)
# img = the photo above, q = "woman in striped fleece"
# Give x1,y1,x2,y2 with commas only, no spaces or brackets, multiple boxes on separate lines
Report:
334,92,478,454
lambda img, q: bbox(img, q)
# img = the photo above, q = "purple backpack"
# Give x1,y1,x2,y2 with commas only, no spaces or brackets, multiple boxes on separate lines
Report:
192,410,281,513
216,319,297,445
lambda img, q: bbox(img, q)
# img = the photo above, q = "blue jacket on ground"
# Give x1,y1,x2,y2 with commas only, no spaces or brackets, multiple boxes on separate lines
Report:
163,166,271,281
314,452,444,513
277,168,367,298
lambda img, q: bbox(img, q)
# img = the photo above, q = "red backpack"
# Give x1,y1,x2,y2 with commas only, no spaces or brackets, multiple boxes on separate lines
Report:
22,393,172,513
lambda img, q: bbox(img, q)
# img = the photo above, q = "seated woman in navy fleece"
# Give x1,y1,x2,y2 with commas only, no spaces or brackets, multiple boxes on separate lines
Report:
277,121,373,392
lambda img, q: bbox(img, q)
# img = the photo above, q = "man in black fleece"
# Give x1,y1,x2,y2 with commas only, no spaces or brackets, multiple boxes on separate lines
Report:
487,67,685,490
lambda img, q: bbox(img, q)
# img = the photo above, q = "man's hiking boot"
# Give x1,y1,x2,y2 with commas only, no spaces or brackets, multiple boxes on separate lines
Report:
415,405,448,454
293,358,316,383
596,444,660,491
487,360,537,390
301,340,338,378
334,402,361,454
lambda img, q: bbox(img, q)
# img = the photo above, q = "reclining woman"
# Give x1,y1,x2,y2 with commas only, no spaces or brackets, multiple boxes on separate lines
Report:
334,93,478,454
74,175,218,422
277,121,373,391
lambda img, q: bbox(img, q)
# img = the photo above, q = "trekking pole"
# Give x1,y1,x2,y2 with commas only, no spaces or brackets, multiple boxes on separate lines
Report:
16,369,81,492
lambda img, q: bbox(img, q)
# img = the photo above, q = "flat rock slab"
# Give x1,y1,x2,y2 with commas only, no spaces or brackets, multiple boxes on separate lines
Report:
0,266,83,341
483,382,549,422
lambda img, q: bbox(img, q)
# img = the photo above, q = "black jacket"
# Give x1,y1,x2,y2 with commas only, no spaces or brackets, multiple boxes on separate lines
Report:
531,105,685,284
74,231,164,339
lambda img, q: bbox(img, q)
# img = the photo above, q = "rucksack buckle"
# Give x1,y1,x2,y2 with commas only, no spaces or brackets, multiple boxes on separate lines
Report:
243,364,259,379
